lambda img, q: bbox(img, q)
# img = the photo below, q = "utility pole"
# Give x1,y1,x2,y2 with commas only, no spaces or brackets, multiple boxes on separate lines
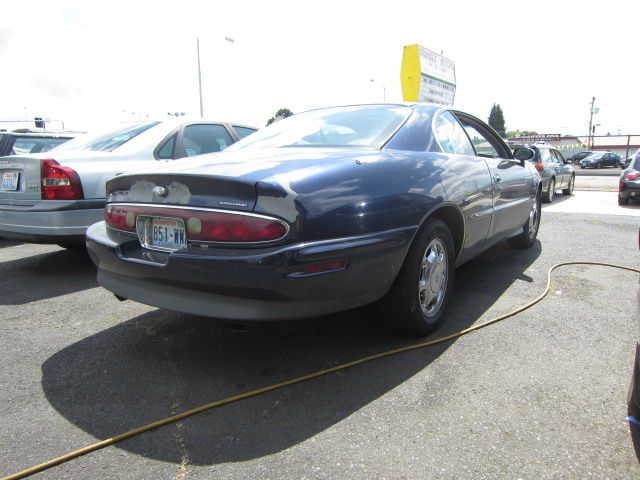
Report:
587,96,596,149
197,38,203,118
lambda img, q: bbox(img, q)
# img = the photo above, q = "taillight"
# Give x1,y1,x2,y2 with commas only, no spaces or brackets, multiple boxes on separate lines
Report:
535,162,544,172
104,205,138,232
41,159,84,200
187,211,288,242
625,172,639,181
104,204,288,243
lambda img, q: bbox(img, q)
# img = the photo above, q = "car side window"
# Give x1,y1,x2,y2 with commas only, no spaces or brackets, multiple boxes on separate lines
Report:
182,124,234,157
452,112,511,160
461,125,499,158
157,133,177,159
553,150,566,163
433,111,475,156
233,126,258,139
539,148,553,163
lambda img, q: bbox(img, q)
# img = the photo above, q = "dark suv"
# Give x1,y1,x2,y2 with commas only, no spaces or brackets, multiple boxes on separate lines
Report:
513,143,575,203
0,130,79,157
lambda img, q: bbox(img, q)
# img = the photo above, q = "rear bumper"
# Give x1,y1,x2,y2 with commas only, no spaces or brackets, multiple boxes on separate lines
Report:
0,199,104,242
619,181,640,199
86,221,415,321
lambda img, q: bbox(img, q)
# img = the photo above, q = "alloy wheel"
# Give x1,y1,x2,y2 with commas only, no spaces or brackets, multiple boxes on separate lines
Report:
418,238,448,317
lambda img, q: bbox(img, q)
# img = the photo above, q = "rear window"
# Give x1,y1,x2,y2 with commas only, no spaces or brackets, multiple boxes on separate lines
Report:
12,137,71,155
54,121,159,152
227,105,411,150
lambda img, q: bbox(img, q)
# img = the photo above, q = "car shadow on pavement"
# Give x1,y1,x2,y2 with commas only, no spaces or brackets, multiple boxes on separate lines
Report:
40,240,541,467
0,237,23,248
0,248,97,305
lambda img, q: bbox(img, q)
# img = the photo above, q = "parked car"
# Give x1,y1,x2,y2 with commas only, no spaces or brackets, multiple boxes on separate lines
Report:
86,103,542,336
618,153,640,205
579,152,624,169
0,119,257,247
567,150,594,165
0,129,80,156
511,143,574,203
623,148,640,169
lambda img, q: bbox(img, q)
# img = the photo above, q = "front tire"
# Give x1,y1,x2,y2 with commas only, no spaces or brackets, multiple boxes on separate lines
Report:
381,219,455,336
507,189,541,249
542,178,555,203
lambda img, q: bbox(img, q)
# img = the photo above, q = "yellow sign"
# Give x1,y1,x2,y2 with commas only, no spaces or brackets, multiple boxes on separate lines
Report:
401,44,456,105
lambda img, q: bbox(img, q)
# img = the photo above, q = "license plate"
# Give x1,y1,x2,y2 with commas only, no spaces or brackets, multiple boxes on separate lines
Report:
138,216,187,251
1,171,19,191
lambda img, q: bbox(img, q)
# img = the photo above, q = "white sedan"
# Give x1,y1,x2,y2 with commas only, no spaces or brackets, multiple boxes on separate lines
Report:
0,119,257,247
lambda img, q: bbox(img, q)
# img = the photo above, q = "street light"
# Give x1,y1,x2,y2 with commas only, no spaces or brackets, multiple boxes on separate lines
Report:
197,36,235,118
370,79,386,102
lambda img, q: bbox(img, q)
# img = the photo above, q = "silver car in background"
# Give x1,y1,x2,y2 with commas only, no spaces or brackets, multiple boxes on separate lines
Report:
0,119,257,247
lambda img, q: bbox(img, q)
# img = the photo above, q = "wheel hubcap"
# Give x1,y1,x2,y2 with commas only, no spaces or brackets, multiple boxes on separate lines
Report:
528,195,539,239
418,238,448,317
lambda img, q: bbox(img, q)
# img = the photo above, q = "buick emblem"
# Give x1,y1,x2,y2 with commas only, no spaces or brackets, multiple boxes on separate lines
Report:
153,186,168,197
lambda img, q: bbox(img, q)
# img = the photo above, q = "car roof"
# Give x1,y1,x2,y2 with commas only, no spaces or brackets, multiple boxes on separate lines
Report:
7,129,82,138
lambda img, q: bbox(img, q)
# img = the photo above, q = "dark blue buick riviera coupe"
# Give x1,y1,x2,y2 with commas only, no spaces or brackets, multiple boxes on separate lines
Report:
87,104,541,335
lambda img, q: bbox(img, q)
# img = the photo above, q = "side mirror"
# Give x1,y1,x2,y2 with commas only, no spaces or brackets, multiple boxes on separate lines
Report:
513,147,535,162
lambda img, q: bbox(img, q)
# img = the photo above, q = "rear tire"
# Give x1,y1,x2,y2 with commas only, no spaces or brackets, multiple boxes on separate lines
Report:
542,178,555,203
381,219,455,336
507,189,541,249
562,175,574,195
618,193,629,206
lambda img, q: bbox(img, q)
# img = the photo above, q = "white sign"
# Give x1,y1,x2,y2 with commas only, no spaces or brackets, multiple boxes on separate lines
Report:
417,47,456,106
419,75,456,105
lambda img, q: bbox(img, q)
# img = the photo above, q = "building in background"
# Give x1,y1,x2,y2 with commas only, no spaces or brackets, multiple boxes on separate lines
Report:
508,134,640,159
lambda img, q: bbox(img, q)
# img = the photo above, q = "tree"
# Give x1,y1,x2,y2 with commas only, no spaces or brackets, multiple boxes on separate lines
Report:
266,108,294,126
488,104,506,137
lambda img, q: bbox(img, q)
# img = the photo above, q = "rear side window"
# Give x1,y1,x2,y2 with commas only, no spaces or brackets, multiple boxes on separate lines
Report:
539,148,553,162
157,133,177,159
433,111,475,156
182,124,234,157
233,126,257,139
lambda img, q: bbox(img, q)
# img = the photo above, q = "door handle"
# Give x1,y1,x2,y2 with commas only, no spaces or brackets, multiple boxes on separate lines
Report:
493,174,502,183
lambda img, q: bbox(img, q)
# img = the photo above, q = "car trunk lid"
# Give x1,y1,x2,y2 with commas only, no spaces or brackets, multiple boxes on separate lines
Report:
106,173,258,212
0,155,44,203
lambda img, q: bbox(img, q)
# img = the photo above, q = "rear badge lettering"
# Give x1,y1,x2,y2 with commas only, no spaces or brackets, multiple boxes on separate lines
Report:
219,201,248,208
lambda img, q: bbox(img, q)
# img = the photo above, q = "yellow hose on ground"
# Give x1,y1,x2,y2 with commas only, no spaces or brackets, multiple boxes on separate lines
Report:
2,261,639,480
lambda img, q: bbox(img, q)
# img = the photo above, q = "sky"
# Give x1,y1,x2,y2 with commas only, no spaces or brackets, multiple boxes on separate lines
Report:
1,0,639,137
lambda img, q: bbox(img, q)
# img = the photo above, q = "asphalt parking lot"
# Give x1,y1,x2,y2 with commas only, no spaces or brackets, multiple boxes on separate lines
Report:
1,191,639,479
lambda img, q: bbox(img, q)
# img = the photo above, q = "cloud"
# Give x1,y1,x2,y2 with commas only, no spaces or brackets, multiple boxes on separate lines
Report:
29,78,83,99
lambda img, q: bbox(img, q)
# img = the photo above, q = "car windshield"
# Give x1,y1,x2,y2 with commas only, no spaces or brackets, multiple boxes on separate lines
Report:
226,105,411,150
587,153,604,160
53,121,160,152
